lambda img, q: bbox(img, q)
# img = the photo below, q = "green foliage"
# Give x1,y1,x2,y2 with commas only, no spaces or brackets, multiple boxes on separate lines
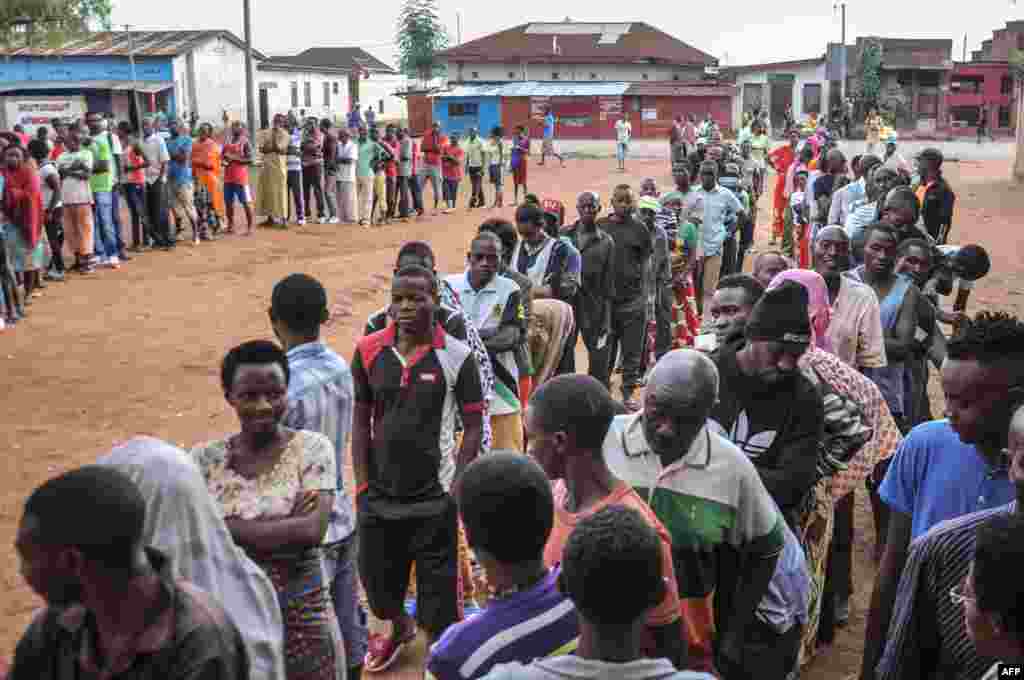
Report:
859,40,882,108
395,0,449,83
0,0,112,48
1011,49,1024,82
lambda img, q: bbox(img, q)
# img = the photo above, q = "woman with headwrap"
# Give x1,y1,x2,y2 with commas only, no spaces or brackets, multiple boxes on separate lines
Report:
657,191,700,351
98,437,286,680
767,269,902,663
258,114,290,227
2,144,45,302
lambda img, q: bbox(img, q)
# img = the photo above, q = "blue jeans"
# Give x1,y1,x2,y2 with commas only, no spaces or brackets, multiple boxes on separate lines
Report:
617,142,628,164
111,188,125,253
92,191,116,259
324,533,368,670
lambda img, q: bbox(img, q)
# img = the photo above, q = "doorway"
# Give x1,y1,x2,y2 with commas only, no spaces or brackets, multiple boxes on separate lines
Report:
259,89,270,130
768,75,794,133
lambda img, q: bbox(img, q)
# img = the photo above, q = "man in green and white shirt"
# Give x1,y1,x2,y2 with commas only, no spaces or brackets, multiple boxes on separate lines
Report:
446,232,526,453
602,349,784,675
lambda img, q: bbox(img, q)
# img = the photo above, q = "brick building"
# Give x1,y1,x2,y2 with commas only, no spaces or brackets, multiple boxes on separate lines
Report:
429,21,734,139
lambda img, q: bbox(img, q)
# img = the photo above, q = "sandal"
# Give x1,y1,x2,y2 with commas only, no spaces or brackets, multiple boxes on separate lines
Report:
364,627,416,673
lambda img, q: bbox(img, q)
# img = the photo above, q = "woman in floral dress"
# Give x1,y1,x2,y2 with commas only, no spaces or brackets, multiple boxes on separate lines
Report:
192,339,343,680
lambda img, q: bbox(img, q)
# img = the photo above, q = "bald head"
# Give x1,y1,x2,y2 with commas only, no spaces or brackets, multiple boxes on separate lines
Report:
644,350,718,461
647,350,718,416
753,251,790,289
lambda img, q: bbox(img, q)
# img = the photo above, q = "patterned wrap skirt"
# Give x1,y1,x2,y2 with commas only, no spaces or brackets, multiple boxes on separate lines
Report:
255,547,344,680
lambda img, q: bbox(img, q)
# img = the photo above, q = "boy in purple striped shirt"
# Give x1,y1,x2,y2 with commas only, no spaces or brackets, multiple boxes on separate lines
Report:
426,453,578,680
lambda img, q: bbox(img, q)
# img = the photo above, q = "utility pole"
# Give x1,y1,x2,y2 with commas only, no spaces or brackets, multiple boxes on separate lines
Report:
242,0,257,152
456,12,462,45
834,2,848,104
963,34,968,62
125,25,142,129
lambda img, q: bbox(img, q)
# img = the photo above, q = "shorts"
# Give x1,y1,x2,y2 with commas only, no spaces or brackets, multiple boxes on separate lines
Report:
224,182,251,206
358,497,458,637
488,164,503,188
422,165,442,182
513,161,528,186
542,138,557,154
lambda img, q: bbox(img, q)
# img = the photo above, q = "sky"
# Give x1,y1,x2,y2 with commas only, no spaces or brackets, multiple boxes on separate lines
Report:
109,0,1024,69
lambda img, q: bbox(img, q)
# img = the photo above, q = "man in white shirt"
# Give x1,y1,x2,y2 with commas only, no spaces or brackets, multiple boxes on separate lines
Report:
615,117,632,172
139,116,172,249
445,232,526,453
335,127,358,224
882,137,912,178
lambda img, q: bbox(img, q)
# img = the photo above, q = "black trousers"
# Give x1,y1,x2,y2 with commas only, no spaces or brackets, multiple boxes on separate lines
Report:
409,175,424,214
287,169,304,220
719,618,801,680
607,296,646,397
45,207,65,272
302,165,325,219
468,167,485,207
397,176,412,217
146,179,172,247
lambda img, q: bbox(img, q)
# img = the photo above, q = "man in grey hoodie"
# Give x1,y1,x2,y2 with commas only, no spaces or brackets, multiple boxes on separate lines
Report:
482,505,714,680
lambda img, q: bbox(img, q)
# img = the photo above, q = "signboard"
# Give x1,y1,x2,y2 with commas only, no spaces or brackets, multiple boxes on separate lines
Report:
598,96,622,116
642,108,658,121
4,97,86,135
531,97,550,119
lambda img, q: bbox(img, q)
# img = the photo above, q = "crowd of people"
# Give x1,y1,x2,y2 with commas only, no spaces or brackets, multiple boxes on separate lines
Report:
5,106,1022,680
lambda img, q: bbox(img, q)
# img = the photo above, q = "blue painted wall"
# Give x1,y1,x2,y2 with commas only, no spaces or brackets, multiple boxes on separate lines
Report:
432,96,501,137
0,56,173,83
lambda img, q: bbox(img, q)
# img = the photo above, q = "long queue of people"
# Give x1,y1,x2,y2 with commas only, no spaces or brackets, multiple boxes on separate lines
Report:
6,119,1024,680
0,109,559,333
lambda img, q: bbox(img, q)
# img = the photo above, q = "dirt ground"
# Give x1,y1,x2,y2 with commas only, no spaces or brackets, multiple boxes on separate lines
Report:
2,157,1023,678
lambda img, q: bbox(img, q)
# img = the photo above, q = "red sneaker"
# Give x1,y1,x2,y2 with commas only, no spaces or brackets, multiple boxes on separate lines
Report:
364,628,415,673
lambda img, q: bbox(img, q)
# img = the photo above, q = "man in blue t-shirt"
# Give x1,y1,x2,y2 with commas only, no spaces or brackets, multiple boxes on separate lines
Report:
539,108,564,167
860,311,1024,680
164,119,201,243
427,453,578,680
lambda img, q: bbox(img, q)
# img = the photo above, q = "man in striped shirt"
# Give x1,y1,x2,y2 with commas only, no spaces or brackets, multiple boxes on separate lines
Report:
874,402,1024,680
426,453,578,680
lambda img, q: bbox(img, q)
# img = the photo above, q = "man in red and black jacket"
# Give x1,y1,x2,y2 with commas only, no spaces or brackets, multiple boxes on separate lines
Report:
420,122,445,213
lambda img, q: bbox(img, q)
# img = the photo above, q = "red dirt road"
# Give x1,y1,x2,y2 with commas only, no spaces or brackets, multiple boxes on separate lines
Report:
2,157,1023,679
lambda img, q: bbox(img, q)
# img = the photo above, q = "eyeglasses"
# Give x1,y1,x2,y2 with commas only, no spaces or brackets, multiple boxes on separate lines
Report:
949,582,975,607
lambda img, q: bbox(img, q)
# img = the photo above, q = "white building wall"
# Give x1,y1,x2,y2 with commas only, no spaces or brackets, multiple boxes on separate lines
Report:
354,72,408,120
257,68,349,123
172,54,189,116
447,61,705,83
730,62,828,129
190,38,252,124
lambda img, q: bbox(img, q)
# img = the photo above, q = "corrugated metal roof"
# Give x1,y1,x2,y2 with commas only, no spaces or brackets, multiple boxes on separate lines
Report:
0,30,264,59
438,22,716,67
0,80,172,93
434,81,631,98
625,83,735,97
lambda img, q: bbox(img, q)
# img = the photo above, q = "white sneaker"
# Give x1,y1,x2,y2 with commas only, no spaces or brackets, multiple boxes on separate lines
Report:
297,218,306,226
107,256,120,269
327,217,340,224
96,256,109,266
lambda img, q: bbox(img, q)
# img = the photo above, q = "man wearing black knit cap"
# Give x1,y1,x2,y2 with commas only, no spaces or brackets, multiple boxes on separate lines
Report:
915,147,955,244
710,280,824,530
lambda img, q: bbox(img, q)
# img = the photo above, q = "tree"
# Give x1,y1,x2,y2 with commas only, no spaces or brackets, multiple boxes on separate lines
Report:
0,0,112,49
858,39,883,111
395,0,449,86
1011,49,1024,183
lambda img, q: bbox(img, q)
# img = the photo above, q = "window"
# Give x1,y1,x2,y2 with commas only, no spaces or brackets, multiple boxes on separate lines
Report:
332,82,340,94
950,105,982,125
641,73,649,80
448,102,479,116
323,82,330,107
290,82,299,108
590,72,598,80
304,82,311,107
379,99,384,113
1000,104,1011,128
471,71,479,79
508,71,516,79
951,76,983,94
672,73,680,81
1002,76,1014,95
551,72,560,80
802,83,822,114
